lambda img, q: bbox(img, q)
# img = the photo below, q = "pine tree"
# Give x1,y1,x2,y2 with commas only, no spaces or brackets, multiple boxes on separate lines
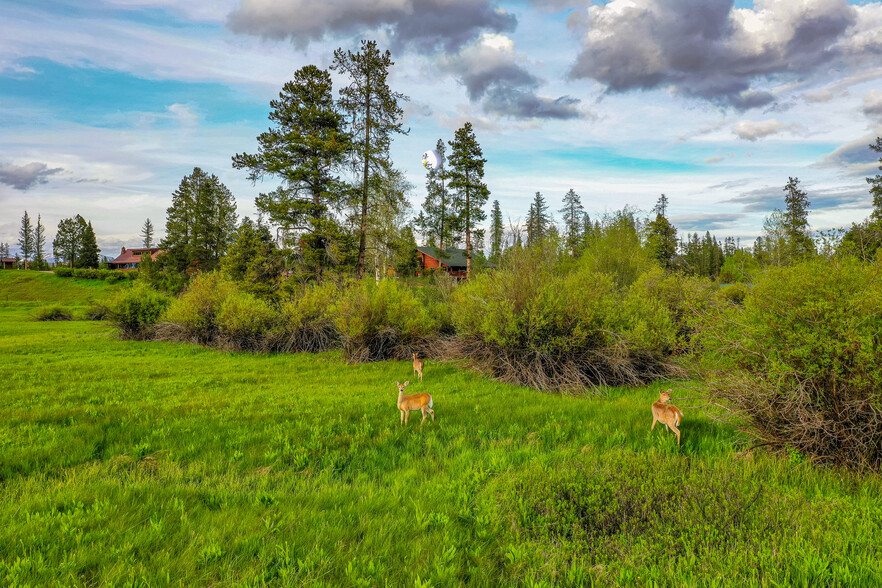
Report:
332,40,408,279
559,188,584,257
490,200,503,262
646,194,678,270
782,177,814,259
447,122,489,279
527,192,551,247
233,65,352,280
414,139,461,253
33,214,46,268
141,218,155,248
54,216,84,268
161,167,238,275
868,138,882,224
77,221,100,269
17,211,33,270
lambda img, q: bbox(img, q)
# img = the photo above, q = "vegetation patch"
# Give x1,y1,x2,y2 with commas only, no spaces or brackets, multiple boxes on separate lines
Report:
33,304,73,321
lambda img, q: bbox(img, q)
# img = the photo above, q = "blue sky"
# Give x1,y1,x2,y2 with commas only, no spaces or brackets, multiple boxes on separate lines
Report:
1,0,881,255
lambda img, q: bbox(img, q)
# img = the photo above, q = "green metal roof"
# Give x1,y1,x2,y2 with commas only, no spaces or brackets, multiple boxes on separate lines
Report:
417,246,469,268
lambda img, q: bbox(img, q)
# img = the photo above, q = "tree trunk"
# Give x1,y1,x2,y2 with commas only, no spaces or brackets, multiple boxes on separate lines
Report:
465,169,472,280
356,82,371,279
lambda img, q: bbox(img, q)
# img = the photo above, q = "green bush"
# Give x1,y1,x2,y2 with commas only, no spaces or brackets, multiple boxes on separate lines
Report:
159,273,241,343
106,282,172,338
85,302,110,321
34,305,73,321
698,258,882,470
275,281,341,353
216,290,279,350
54,267,73,277
717,282,750,306
332,278,439,362
450,245,681,391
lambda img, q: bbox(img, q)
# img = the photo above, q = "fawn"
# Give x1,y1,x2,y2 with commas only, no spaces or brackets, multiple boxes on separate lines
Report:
651,389,683,445
396,381,434,425
412,353,424,382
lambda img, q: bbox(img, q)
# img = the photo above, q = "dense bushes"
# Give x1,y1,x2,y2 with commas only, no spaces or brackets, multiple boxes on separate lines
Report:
34,305,73,321
450,245,688,391
106,282,172,338
698,258,882,470
54,267,137,282
332,278,440,362
275,281,341,353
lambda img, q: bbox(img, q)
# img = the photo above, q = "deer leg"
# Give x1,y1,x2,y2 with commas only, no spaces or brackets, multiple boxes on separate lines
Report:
420,407,427,424
670,423,681,445
405,410,410,425
430,409,435,421
400,410,404,426
651,417,657,431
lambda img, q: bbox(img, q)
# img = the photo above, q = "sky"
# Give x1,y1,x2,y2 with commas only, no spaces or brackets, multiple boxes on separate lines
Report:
2,0,882,257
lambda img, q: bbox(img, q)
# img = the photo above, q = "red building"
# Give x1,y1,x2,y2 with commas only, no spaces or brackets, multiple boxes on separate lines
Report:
107,247,163,271
416,246,469,278
1,257,15,270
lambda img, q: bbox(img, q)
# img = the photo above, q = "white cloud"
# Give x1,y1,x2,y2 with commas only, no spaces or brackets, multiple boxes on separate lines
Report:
732,119,792,141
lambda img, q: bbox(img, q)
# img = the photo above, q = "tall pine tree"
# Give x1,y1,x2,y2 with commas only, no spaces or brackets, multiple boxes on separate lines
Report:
559,188,584,257
646,194,678,270
782,177,815,260
332,40,408,279
77,221,100,269
447,122,489,279
17,211,33,270
33,214,46,268
233,65,352,280
141,218,155,248
490,199,503,262
527,192,551,247
415,139,461,253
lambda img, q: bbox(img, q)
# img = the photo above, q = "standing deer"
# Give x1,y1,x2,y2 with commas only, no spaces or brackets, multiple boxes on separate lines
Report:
651,389,683,445
396,381,434,425
412,352,424,382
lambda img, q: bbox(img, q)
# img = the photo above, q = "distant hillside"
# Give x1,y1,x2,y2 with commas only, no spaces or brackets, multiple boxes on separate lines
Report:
0,271,125,304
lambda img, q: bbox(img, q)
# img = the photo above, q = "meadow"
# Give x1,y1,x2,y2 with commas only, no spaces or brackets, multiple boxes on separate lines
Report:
1,272,881,587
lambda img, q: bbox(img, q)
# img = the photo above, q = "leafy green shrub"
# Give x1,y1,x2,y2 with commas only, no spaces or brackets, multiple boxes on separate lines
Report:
106,282,172,338
103,271,127,283
158,273,239,343
275,281,341,353
85,302,110,320
34,304,73,321
216,290,279,351
332,278,439,362
54,267,73,277
450,245,681,391
698,258,882,470
717,282,750,306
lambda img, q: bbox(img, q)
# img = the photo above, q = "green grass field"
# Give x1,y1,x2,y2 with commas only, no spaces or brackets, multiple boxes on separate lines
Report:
1,271,881,586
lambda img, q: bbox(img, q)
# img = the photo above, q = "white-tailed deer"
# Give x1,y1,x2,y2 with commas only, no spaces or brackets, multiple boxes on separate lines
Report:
651,389,683,445
412,353,424,382
396,381,434,425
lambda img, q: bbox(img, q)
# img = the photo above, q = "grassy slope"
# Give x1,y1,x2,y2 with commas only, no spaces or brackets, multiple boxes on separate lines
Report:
0,270,124,306
0,275,880,586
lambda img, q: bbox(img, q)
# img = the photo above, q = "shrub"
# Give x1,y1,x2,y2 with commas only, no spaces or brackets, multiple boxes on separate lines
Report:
332,278,439,362
697,258,882,471
103,271,127,283
85,302,110,321
450,245,682,391
216,290,279,351
34,305,73,321
54,267,73,277
106,282,172,338
158,273,239,343
717,282,750,306
275,281,341,353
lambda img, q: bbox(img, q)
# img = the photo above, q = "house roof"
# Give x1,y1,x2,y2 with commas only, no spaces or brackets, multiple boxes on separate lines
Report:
1,257,15,263
108,247,163,265
417,246,469,268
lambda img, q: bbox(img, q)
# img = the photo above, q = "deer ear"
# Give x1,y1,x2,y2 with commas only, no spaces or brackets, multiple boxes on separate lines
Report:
404,381,409,386
395,381,400,386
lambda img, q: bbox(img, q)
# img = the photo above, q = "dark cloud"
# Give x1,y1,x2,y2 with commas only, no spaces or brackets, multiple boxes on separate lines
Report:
863,91,882,120
670,213,744,231
227,0,516,54
440,34,585,120
0,162,64,191
817,133,882,171
568,0,882,110
726,184,870,213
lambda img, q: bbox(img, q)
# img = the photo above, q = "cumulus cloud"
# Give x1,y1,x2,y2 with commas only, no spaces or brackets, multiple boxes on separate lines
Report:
227,0,516,53
0,162,64,190
439,34,584,119
863,90,882,120
732,119,792,141
568,0,882,110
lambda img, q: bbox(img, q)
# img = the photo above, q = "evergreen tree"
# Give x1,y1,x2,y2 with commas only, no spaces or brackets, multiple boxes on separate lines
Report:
841,137,882,260
53,216,84,268
527,191,551,247
391,225,419,277
220,218,285,297
490,199,503,262
414,139,461,253
447,122,489,278
645,194,678,270
0,243,8,258
233,65,351,280
77,221,100,269
332,40,408,278
559,188,584,257
17,211,33,270
141,218,155,248
782,177,815,259
160,167,238,275
33,214,46,268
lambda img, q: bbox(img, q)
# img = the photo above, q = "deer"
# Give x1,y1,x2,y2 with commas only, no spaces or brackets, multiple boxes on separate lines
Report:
651,389,683,445
396,381,434,425
412,352,424,382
